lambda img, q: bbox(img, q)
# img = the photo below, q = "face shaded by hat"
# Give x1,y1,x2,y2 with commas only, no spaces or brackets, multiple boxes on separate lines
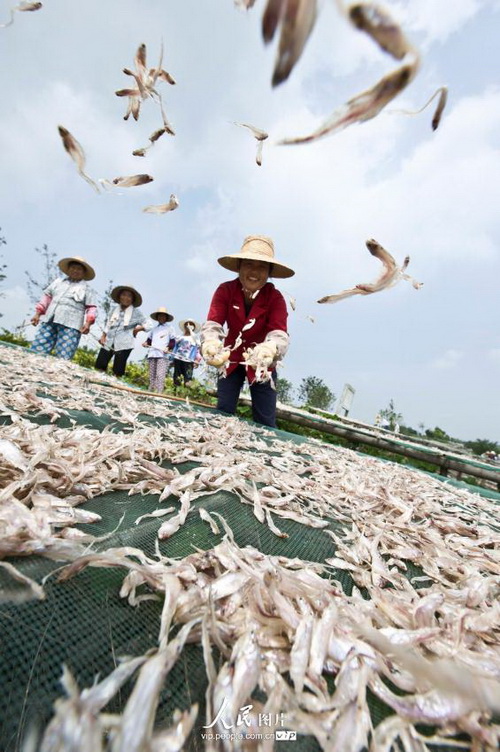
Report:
179,319,201,334
217,235,295,279
58,256,95,281
150,306,174,322
111,285,143,307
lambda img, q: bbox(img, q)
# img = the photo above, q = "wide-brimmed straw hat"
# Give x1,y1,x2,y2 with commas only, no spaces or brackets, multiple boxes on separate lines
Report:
58,256,95,281
150,306,174,322
179,318,201,333
217,235,295,279
111,285,143,307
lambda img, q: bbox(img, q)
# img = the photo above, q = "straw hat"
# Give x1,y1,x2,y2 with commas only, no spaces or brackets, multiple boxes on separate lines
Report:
150,306,174,322
111,285,143,307
58,256,95,281
179,319,201,334
217,235,295,279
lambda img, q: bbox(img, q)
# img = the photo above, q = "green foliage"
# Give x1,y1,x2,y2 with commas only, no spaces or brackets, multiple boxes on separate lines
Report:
72,346,99,369
276,377,294,404
464,438,500,456
379,399,403,429
298,376,335,411
425,426,451,442
0,329,29,347
122,359,150,389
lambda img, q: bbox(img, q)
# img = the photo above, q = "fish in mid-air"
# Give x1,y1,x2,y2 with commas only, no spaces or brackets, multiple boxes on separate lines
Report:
318,238,423,304
143,194,179,214
234,122,269,165
1,1,42,29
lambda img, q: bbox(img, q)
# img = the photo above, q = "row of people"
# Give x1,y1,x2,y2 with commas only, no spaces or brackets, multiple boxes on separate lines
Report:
30,259,202,391
30,235,295,426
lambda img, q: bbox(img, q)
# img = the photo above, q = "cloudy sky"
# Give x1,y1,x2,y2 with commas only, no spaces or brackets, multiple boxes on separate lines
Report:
1,0,499,441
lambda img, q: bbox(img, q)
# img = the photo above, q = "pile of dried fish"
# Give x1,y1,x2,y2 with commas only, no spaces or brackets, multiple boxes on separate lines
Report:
1,344,499,749
52,521,500,750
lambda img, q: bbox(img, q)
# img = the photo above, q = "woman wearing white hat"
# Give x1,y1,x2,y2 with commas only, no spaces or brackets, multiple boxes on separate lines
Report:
94,285,147,377
30,256,97,361
142,307,176,393
201,235,294,427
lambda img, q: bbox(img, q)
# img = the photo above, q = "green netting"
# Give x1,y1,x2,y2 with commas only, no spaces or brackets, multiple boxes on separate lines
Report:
0,342,498,752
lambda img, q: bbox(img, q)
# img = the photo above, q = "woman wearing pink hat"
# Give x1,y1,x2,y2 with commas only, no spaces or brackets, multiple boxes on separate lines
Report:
201,235,294,427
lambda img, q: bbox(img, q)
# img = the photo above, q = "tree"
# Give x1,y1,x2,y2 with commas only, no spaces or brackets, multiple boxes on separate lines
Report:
379,399,403,429
425,426,451,443
276,377,294,404
25,244,59,304
298,376,335,411
464,438,500,457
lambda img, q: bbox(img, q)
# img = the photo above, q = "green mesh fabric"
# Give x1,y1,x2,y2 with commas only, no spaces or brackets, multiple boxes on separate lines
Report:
0,342,498,751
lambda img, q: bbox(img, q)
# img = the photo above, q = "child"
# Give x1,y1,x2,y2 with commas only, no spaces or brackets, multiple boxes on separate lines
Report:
142,307,175,393
31,255,97,361
172,319,202,387
95,285,146,377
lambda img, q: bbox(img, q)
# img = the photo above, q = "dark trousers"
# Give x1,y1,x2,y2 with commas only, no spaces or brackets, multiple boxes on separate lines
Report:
217,365,277,428
173,359,194,386
95,348,132,377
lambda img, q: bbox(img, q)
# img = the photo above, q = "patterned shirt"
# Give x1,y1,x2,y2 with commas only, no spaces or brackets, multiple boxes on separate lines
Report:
103,305,146,352
172,335,201,363
36,277,97,330
146,323,176,359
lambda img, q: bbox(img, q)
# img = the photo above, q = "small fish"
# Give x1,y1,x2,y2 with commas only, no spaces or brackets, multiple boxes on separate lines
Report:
112,174,154,188
234,0,257,8
143,194,179,214
391,86,449,131
305,315,315,323
132,128,166,157
241,318,256,332
57,126,101,193
263,0,318,87
318,238,422,304
1,1,42,28
280,58,419,145
347,3,412,60
234,122,269,166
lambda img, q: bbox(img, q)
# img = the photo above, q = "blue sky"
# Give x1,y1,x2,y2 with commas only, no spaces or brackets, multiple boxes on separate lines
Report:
1,0,499,441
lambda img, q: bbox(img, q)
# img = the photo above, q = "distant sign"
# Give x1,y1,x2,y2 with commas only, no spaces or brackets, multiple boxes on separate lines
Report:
337,383,355,416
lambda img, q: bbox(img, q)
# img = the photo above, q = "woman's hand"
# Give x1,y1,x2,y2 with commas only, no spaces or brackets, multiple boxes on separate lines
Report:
31,313,40,327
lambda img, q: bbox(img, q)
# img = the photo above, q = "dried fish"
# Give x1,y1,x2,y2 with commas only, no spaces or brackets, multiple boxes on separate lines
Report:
57,125,101,193
280,58,419,144
263,0,318,87
391,85,449,131
318,238,423,304
0,1,42,29
112,174,154,188
117,43,177,135
143,194,179,214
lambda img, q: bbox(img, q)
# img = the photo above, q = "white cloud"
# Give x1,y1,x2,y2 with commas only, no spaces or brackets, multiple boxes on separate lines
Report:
431,348,464,369
488,348,500,364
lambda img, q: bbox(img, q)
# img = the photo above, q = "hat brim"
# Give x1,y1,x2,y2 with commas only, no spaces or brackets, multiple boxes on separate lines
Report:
111,286,142,307
150,311,174,322
179,319,201,333
217,253,295,279
58,257,95,281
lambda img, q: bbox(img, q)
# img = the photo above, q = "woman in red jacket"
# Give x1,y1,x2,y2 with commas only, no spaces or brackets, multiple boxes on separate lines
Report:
201,235,294,427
